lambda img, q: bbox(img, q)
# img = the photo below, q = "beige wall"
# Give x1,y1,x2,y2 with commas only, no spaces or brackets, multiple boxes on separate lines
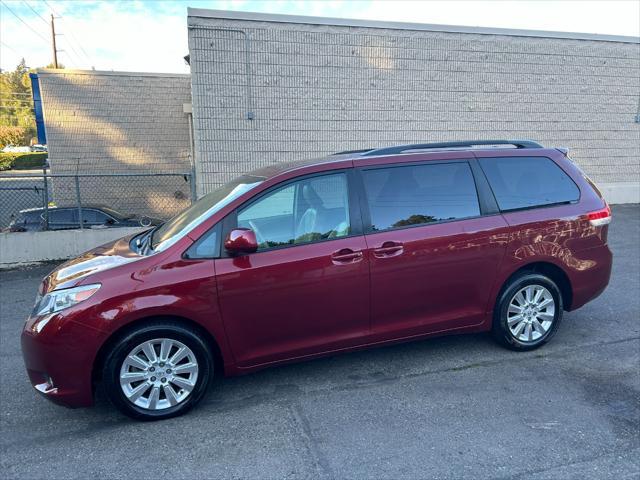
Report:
187,10,640,202
37,70,193,217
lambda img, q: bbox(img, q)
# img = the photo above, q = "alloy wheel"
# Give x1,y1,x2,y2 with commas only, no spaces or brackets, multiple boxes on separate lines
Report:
507,285,556,343
119,338,199,410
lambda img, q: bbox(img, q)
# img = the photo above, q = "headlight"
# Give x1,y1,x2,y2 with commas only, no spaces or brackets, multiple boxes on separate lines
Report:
33,284,101,316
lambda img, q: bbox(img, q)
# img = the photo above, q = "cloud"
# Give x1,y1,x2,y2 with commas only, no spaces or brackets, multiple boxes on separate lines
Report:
1,0,637,74
1,0,191,72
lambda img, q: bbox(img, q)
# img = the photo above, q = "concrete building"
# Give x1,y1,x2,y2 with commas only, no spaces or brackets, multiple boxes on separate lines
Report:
33,10,639,208
187,9,639,203
35,70,193,217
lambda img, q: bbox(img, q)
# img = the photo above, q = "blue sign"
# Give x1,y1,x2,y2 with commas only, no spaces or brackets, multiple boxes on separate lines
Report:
29,73,46,145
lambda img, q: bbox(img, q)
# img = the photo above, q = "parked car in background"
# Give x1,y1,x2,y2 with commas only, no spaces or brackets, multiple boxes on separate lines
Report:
30,144,48,152
21,140,612,420
2,145,32,153
8,205,161,232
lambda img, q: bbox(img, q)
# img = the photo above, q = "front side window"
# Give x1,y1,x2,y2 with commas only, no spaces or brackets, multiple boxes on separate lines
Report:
82,209,109,224
362,162,480,232
186,227,219,258
237,172,351,250
478,156,580,211
92,210,111,223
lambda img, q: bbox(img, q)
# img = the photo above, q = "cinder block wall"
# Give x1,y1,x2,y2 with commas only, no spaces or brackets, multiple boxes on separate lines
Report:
187,10,640,203
37,70,193,218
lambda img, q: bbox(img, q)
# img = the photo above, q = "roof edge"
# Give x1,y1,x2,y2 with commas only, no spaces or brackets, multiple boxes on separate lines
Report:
187,7,639,44
36,69,190,78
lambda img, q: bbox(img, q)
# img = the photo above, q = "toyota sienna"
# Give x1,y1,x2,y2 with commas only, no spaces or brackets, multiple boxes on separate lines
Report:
22,140,613,420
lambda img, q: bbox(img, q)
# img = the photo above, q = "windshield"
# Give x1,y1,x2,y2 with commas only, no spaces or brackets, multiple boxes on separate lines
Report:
150,175,264,251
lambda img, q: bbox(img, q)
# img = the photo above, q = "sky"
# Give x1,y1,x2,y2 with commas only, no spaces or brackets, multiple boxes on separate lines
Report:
1,0,639,73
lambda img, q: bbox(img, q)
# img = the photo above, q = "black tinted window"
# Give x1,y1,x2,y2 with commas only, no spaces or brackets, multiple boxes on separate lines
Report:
81,210,97,223
49,209,76,223
23,211,42,222
362,162,480,232
479,157,579,211
82,210,110,224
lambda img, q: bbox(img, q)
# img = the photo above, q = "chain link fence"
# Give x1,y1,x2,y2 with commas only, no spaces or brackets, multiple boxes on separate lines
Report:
0,171,194,232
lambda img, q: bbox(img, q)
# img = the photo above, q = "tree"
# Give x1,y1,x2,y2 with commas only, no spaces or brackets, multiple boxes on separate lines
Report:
0,126,27,149
0,59,36,145
0,60,67,146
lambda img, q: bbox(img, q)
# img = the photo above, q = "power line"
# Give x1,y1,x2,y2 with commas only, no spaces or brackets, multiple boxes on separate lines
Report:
0,104,33,107
0,98,33,103
60,18,93,65
59,35,84,67
0,41,21,56
23,0,49,26
42,0,94,67
58,48,79,68
41,0,60,17
1,96,31,99
0,1,50,44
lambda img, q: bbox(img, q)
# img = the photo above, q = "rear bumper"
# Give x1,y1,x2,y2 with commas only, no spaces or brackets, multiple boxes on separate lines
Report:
568,244,613,311
21,314,106,408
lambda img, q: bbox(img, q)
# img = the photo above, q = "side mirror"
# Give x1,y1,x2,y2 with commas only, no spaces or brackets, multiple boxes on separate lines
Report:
224,228,258,255
105,218,115,225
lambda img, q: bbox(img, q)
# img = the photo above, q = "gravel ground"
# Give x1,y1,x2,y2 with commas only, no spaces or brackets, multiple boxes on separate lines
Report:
1,205,638,479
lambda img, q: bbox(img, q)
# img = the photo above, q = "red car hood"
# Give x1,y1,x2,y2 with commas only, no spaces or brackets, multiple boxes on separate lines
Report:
42,234,142,293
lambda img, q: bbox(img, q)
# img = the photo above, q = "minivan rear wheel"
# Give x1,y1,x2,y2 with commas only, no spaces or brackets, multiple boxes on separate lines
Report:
492,273,563,351
102,321,213,420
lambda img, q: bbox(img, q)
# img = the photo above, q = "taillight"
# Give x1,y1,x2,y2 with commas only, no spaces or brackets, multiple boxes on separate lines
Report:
586,205,612,227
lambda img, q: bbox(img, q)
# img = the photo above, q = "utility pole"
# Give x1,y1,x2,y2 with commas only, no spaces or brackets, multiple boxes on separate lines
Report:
50,14,59,68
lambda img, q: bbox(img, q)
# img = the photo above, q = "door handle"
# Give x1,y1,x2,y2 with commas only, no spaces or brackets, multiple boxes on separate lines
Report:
331,248,363,264
373,241,404,258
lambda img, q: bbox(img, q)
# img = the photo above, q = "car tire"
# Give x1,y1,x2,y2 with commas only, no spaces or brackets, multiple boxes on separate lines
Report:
102,320,213,421
492,273,563,351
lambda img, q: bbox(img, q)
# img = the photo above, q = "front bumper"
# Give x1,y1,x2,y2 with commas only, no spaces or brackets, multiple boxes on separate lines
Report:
21,313,107,408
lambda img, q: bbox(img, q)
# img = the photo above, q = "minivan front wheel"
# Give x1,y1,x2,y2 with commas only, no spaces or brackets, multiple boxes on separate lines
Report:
102,322,213,420
493,273,563,350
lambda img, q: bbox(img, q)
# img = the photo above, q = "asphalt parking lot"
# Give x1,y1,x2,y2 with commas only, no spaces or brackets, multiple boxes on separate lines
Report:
1,204,638,479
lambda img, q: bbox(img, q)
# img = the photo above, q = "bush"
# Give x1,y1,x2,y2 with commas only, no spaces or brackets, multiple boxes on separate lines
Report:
0,152,48,171
0,126,29,149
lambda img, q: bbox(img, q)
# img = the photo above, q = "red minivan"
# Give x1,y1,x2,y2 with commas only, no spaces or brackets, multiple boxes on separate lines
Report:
22,140,612,420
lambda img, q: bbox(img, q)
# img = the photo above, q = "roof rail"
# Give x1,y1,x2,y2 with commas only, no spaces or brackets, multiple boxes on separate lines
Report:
332,148,374,155
361,140,543,157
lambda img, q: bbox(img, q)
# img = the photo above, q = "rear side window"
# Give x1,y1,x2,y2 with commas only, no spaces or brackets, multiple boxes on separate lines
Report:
49,209,76,223
361,162,480,232
479,157,579,211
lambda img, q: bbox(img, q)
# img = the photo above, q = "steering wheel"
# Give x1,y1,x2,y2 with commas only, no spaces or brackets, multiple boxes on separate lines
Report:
248,220,266,246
